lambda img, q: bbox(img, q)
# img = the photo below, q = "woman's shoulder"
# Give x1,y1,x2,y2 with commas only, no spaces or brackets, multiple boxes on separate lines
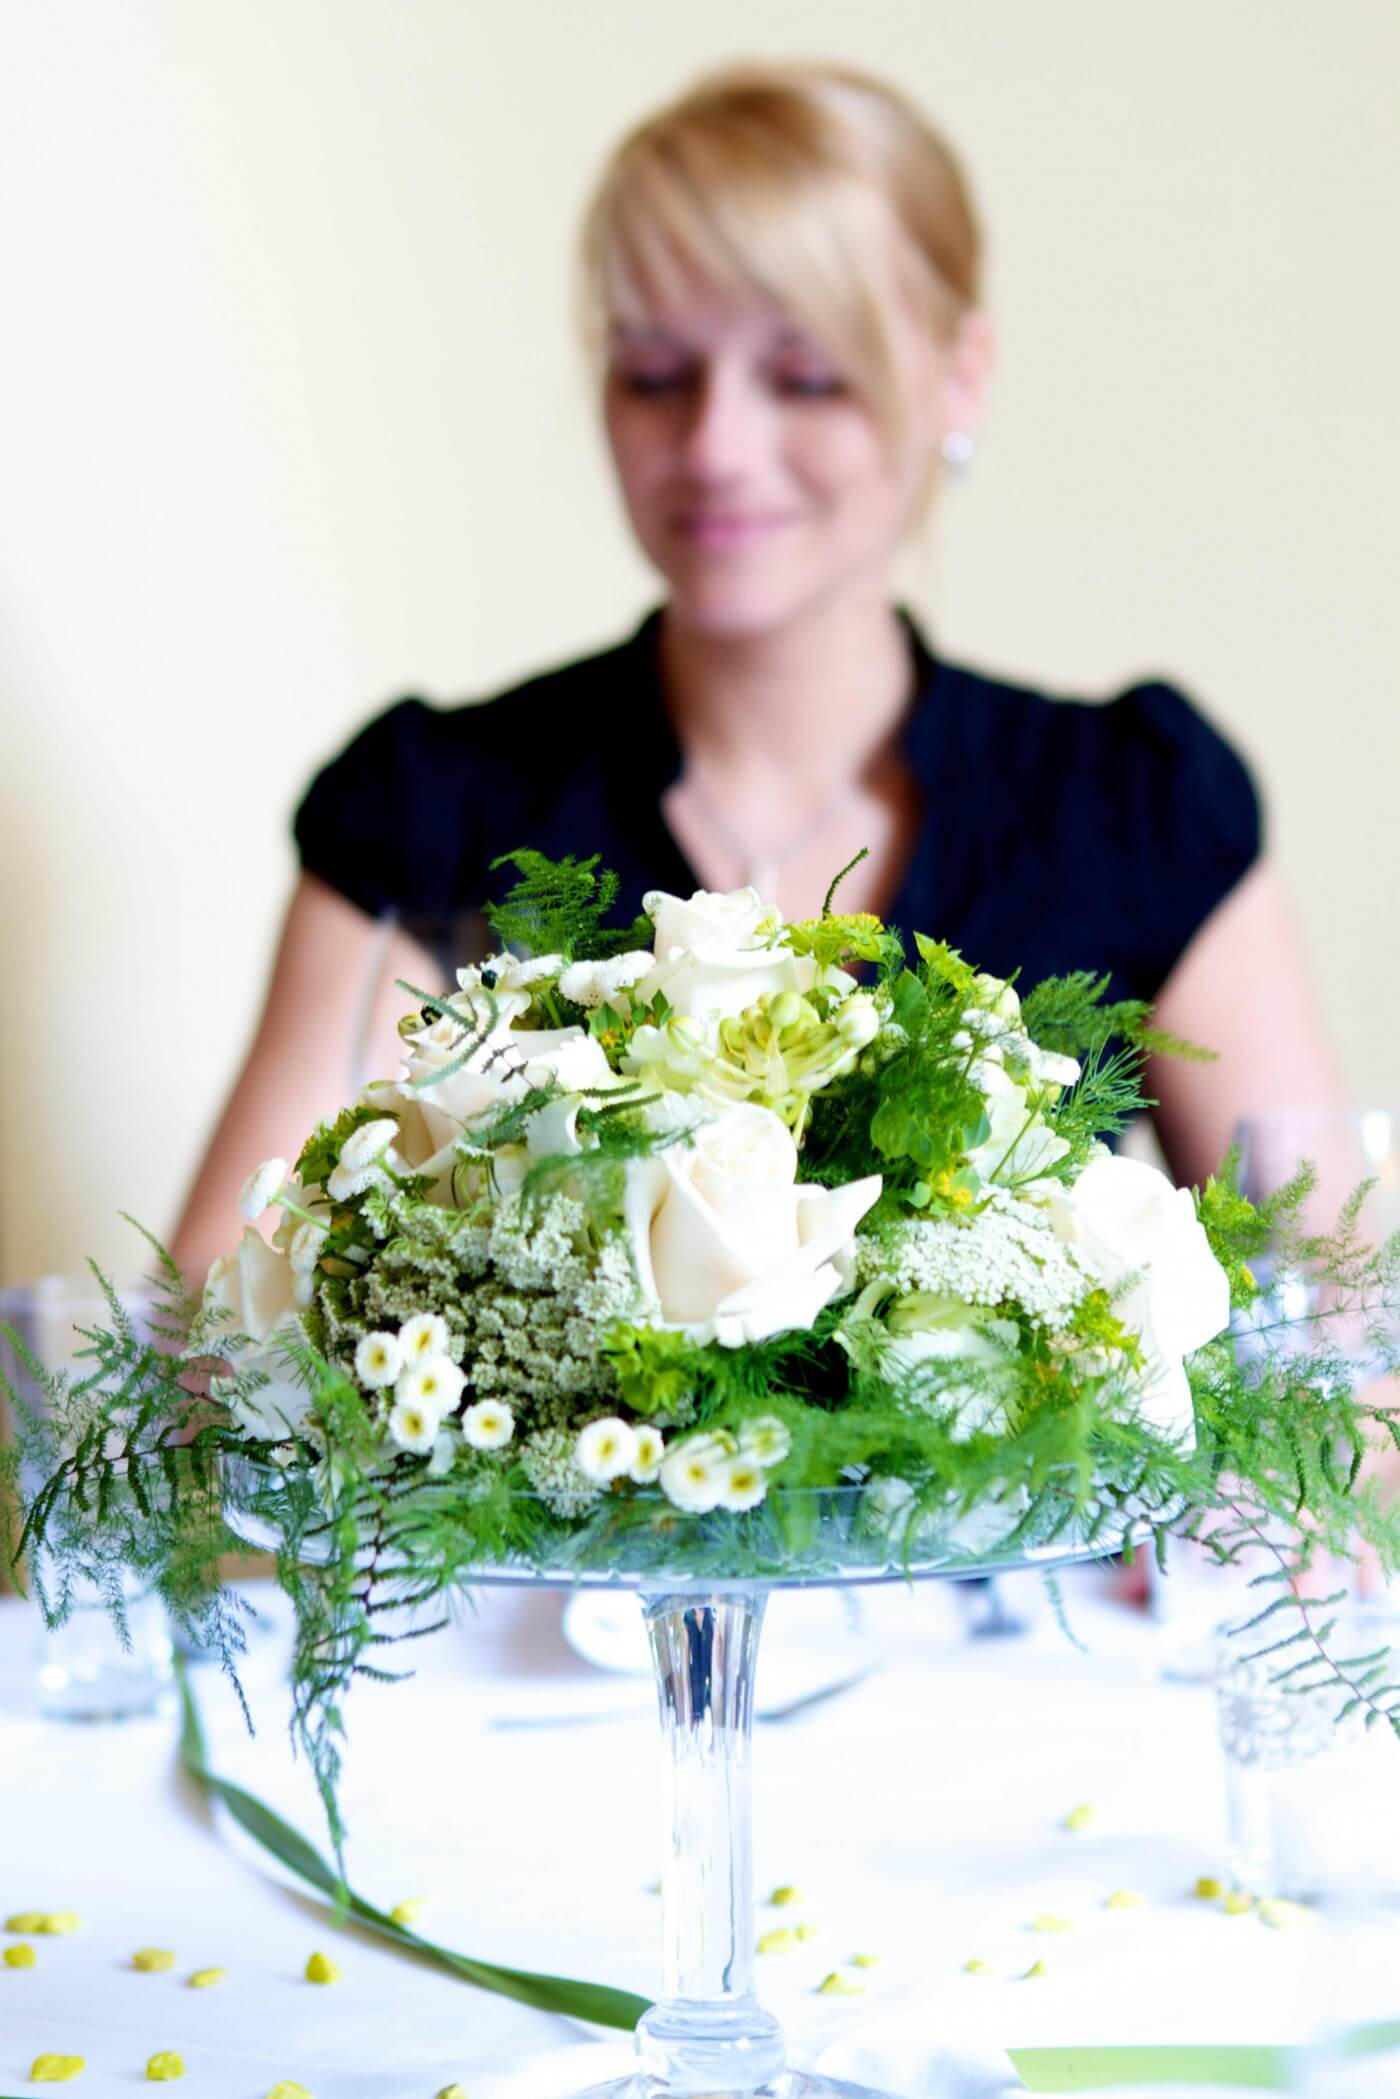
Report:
292,616,656,920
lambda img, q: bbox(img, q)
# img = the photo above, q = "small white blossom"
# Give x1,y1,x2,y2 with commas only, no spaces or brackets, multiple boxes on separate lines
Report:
427,1427,457,1477
738,1416,791,1468
239,1158,289,1220
395,1356,465,1417
629,1425,666,1483
1027,1044,1082,1088
288,1219,329,1274
327,1156,394,1201
575,1416,639,1484
659,1432,733,1514
462,1399,515,1451
557,951,656,1010
354,1331,402,1389
388,1399,440,1455
476,953,565,994
399,1312,452,1363
717,1455,769,1512
338,1117,403,1174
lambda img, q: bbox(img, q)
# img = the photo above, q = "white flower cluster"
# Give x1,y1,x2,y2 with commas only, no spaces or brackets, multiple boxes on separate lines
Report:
859,1192,1094,1328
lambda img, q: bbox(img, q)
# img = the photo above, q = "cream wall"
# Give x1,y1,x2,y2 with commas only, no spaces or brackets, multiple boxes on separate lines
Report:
2,1,1397,1285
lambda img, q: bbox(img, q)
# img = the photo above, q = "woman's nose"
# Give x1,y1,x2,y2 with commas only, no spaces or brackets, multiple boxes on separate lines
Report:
677,363,771,480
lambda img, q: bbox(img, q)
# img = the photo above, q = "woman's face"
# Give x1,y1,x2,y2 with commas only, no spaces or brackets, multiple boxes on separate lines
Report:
602,278,964,638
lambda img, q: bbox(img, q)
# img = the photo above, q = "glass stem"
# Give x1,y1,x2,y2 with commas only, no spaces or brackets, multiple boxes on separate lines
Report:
635,1588,786,2092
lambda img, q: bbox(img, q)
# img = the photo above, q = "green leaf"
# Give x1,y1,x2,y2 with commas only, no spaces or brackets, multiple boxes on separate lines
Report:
1008,2042,1295,2090
176,1664,649,2032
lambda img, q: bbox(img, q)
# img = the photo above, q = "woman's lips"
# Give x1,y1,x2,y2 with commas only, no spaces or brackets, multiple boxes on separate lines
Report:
668,511,796,549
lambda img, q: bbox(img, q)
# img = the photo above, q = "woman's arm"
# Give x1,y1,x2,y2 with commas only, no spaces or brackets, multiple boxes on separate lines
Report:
1146,857,1347,1191
169,872,444,1286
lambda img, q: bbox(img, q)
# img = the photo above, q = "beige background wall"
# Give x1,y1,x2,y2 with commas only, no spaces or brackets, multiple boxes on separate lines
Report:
2,1,1397,1285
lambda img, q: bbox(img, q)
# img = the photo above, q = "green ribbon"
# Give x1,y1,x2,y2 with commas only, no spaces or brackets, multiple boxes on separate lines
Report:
1010,2023,1400,2091
176,1662,649,2033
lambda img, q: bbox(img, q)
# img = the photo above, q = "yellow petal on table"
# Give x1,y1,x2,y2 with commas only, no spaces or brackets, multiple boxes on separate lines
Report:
1029,1914,1073,1933
794,1924,819,1942
962,1958,991,1974
6,1911,50,1933
132,1949,177,1973
266,2086,313,2099
188,1968,226,1988
1020,1961,1048,1980
850,1954,881,1968
1063,1804,1096,1832
768,1885,803,1907
434,2087,468,2099
1104,1890,1147,1911
304,1951,342,1984
1223,1891,1255,1915
389,1900,425,1927
816,1972,863,1996
146,2054,186,2081
1258,1899,1318,1930
30,2058,86,2083
4,1944,37,1968
37,1913,82,1936
756,1929,797,1955
1194,1876,1224,1900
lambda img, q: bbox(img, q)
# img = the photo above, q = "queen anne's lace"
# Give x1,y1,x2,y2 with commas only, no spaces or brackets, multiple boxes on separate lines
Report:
859,1191,1094,1328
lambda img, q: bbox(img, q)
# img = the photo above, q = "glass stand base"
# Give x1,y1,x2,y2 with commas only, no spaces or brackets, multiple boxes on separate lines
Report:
573,2074,899,2098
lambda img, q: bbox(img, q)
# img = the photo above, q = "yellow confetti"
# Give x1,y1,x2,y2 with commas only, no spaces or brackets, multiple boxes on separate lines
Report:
1194,1876,1224,1901
795,1923,819,1942
1258,1899,1318,1930
1223,1891,1255,1916
1021,1960,1048,1980
4,1944,37,1969
132,1948,177,1973
30,2058,86,2083
389,1900,425,1927
816,1972,863,1996
434,2087,467,2099
1104,1890,1147,1911
850,1953,881,1968
6,1911,49,1934
963,1958,991,1974
37,1913,82,1936
757,1928,797,1955
304,1951,342,1984
266,2086,313,2099
1030,1914,1073,1933
146,2055,186,2082
769,1885,803,1907
1063,1804,1096,1832
188,1968,226,1988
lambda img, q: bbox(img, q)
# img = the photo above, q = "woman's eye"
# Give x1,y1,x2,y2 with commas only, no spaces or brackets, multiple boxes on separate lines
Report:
772,371,847,399
616,369,694,395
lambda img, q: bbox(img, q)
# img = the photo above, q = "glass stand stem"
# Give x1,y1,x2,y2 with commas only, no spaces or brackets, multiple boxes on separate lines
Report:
636,1587,785,2093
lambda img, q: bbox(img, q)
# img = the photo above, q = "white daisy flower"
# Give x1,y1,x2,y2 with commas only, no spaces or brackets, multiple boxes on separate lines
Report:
327,1157,390,1201
394,1356,465,1416
658,1434,732,1514
388,1399,440,1456
338,1117,402,1173
354,1331,402,1389
574,1416,639,1484
398,1312,452,1363
629,1425,666,1484
557,952,656,1010
238,1157,289,1221
738,1416,791,1468
288,1220,329,1274
427,1427,457,1477
717,1455,769,1512
462,1399,515,1451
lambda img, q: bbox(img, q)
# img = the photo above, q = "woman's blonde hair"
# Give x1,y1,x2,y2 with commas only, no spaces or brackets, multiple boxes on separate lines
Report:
578,59,983,446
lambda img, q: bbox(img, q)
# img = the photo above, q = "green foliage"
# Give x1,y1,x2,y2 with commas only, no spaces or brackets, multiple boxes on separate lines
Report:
1019,970,1214,1064
484,849,652,961
604,1325,704,1418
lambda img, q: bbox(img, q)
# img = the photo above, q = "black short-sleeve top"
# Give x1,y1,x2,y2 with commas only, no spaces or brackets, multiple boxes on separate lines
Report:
293,606,1262,1003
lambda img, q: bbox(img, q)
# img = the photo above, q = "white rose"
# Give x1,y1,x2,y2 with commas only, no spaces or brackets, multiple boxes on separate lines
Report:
621,1102,881,1347
634,886,817,1022
1042,1154,1231,1444
202,1228,312,1441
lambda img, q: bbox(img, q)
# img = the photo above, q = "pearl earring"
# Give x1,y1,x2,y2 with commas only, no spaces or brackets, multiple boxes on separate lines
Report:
941,429,974,470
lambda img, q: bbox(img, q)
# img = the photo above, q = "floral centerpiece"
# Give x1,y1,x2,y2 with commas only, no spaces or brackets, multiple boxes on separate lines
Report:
6,850,1400,1854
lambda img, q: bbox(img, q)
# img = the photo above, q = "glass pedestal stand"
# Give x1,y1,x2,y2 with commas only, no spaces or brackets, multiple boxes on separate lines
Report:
575,1582,885,2099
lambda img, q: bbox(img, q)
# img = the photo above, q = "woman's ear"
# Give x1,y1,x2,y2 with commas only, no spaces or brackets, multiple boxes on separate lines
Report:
940,307,996,445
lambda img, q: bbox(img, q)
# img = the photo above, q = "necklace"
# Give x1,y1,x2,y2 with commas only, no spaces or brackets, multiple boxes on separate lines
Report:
681,765,859,906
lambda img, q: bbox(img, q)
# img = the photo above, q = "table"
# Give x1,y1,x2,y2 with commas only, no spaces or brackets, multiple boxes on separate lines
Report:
0,1572,1371,2098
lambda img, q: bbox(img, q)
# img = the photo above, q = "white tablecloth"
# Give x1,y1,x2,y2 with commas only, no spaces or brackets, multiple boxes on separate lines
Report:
0,1572,1384,2099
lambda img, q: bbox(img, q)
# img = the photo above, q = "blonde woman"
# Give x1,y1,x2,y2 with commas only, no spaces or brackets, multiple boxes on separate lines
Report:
172,59,1341,1282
